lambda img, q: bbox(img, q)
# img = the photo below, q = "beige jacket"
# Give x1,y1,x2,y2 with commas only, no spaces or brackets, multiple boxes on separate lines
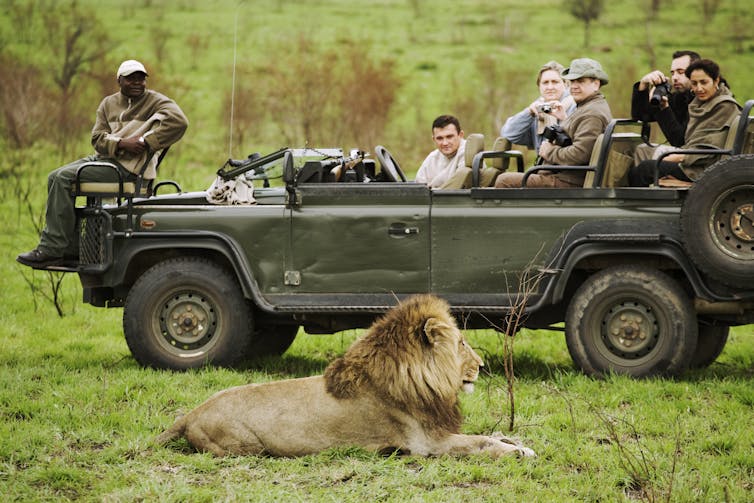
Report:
92,89,189,179
680,85,740,180
548,92,612,185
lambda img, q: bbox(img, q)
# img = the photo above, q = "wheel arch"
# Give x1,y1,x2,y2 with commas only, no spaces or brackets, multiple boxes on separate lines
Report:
107,233,276,312
549,239,715,305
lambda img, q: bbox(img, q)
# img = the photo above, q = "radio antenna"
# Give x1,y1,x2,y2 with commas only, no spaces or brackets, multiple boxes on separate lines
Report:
228,4,241,158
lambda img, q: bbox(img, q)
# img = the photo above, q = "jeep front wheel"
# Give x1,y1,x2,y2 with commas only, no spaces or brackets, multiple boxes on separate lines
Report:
123,257,252,370
565,265,697,378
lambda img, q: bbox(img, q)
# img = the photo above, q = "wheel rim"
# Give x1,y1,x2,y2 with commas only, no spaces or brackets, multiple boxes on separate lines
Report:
154,291,221,357
596,298,661,365
709,184,754,261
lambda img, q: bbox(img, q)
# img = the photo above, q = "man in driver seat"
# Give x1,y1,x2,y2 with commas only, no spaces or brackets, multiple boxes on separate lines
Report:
415,115,467,189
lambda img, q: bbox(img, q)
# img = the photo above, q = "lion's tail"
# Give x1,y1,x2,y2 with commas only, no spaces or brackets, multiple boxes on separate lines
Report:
154,416,187,446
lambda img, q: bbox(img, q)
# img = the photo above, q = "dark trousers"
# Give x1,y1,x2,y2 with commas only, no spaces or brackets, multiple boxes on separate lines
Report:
628,160,692,187
39,155,136,256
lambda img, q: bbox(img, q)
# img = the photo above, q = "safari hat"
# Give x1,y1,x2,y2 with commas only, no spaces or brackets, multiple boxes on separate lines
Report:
561,58,609,85
117,60,148,78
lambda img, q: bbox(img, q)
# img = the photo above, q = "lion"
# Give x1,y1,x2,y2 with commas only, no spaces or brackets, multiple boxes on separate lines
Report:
155,294,535,458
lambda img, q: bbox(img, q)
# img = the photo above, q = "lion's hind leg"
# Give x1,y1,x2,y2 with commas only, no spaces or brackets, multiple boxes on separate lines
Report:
183,423,266,457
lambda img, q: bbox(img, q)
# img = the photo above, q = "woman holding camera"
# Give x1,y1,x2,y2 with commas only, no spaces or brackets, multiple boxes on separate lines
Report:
495,58,612,188
628,58,740,187
500,60,576,151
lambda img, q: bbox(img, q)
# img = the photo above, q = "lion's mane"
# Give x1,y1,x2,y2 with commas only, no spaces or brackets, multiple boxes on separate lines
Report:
324,294,463,433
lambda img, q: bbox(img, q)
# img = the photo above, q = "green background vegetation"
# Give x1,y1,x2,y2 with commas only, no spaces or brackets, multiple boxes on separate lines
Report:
1,0,753,501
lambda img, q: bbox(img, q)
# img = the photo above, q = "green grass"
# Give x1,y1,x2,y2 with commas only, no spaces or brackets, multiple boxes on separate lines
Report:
2,1,754,501
1,313,753,501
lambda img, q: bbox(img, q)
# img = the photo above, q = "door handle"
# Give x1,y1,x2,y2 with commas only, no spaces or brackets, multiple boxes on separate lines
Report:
388,223,419,236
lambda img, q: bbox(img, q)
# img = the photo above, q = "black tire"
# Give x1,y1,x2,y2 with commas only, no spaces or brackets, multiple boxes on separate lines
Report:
680,155,754,289
565,265,697,378
123,257,252,370
689,324,729,369
247,320,298,357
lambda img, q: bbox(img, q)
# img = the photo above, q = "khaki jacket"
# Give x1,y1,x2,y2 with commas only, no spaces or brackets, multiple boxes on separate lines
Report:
680,85,740,180
548,92,612,184
91,89,189,179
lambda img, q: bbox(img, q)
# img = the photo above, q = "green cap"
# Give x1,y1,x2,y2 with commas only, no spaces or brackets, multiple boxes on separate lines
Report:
562,58,609,85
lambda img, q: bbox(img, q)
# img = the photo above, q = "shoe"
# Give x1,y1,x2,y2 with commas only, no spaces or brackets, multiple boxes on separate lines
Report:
16,248,64,269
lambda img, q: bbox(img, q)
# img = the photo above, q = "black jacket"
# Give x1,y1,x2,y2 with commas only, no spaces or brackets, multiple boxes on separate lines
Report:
631,83,694,147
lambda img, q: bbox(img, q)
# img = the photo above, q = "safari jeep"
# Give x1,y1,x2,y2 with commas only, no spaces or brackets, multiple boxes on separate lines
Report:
59,101,754,378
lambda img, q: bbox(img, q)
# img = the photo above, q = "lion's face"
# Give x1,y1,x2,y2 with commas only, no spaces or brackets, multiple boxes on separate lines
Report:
458,336,484,394
324,294,486,433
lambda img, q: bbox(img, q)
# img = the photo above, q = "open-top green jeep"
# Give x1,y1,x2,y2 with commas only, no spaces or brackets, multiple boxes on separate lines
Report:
59,101,754,377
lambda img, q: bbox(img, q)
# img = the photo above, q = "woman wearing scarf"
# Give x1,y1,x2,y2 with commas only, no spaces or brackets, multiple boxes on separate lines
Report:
628,59,741,186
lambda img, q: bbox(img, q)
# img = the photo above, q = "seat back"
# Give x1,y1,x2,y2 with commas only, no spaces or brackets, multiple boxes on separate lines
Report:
742,117,754,154
582,134,605,187
464,133,485,168
723,115,741,152
490,137,512,170
73,147,170,201
435,133,483,189
584,125,643,188
601,132,642,187
729,100,754,154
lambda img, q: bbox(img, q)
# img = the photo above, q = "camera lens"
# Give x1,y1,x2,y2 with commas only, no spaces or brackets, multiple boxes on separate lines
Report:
650,82,670,105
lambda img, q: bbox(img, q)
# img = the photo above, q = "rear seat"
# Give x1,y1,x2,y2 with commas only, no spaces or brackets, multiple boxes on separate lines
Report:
584,132,643,187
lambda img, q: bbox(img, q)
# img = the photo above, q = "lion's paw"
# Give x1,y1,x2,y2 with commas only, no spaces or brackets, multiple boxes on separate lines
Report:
515,446,537,458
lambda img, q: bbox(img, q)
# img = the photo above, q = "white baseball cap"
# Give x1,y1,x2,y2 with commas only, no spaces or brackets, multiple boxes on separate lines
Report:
117,60,148,78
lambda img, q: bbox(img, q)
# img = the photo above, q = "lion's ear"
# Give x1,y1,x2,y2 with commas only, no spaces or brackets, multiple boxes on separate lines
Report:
423,318,452,345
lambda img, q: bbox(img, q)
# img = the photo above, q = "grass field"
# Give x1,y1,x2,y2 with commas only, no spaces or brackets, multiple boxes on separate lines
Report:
2,1,754,501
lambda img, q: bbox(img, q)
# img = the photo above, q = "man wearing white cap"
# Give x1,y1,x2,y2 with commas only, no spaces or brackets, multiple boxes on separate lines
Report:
17,59,189,268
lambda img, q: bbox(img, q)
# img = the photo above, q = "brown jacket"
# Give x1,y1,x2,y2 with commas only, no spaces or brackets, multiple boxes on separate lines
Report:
680,85,740,180
548,92,612,184
92,89,188,179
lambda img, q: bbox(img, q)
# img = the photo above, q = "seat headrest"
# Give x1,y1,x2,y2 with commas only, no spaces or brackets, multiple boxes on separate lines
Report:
491,137,512,170
464,133,484,167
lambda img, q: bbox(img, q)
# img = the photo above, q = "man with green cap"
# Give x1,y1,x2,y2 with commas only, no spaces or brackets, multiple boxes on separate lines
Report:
495,57,612,188
17,59,188,268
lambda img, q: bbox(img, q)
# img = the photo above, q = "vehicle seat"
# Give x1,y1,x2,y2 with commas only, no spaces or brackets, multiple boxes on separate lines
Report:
438,133,484,189
477,137,511,185
72,148,171,206
73,148,176,235
584,132,642,188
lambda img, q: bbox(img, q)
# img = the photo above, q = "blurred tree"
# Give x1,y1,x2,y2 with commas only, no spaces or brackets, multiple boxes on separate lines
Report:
42,1,114,153
700,0,723,29
240,35,401,149
333,44,401,149
565,0,605,48
728,7,750,54
0,54,52,149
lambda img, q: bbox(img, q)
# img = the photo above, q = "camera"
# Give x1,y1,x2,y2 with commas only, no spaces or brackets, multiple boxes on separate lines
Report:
538,103,552,114
650,82,671,106
542,124,572,147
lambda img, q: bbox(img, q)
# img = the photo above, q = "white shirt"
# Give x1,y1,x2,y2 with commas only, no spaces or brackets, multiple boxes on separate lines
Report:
414,139,467,188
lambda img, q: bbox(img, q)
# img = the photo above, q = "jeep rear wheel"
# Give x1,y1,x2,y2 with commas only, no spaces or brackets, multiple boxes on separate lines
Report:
123,258,251,370
690,324,729,369
247,320,298,357
565,265,697,378
681,156,754,289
